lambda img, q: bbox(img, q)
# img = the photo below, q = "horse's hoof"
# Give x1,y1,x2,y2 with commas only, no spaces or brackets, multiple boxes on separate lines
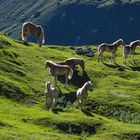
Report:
23,42,29,46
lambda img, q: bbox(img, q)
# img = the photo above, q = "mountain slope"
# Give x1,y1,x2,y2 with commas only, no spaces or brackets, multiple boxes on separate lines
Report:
0,0,140,45
0,33,140,139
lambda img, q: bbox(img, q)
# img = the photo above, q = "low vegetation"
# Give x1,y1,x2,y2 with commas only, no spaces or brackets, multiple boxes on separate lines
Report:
0,33,140,140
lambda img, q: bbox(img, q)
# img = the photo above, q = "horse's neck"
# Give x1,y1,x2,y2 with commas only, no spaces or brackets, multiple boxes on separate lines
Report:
131,42,138,48
114,42,120,47
82,83,88,93
47,87,52,93
48,62,56,69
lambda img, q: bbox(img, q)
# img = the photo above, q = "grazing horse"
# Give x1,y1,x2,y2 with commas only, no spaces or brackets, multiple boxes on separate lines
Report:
123,40,140,64
76,81,93,108
22,22,45,47
44,82,59,109
97,39,125,63
56,58,85,72
45,60,73,87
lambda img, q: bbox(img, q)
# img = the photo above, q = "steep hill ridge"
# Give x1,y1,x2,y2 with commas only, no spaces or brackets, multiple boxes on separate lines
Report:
0,0,140,45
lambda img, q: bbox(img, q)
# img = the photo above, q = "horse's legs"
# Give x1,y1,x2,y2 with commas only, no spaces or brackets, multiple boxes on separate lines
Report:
97,52,102,62
22,30,29,45
54,76,58,87
80,61,85,72
124,56,126,64
65,75,68,88
51,97,56,109
38,40,42,47
97,53,101,61
83,97,87,106
132,52,135,62
77,96,82,108
45,94,48,109
111,52,116,63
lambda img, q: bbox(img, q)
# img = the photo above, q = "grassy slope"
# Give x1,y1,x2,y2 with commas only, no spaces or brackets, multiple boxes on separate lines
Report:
0,33,140,140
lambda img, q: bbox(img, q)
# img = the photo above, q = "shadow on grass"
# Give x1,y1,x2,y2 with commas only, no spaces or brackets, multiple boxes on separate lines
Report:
48,86,77,114
58,70,91,88
103,60,140,71
128,60,140,71
81,109,94,117
103,62,125,71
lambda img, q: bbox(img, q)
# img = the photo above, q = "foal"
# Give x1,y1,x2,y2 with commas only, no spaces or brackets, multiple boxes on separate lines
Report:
123,40,140,64
22,22,45,47
97,39,125,63
45,60,73,87
76,81,93,108
44,82,59,109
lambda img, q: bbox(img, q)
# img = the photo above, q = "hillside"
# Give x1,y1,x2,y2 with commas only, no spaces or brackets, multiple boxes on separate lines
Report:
0,0,140,45
0,33,140,140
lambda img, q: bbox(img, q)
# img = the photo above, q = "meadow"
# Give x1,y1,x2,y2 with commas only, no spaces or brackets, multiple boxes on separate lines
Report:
0,33,140,140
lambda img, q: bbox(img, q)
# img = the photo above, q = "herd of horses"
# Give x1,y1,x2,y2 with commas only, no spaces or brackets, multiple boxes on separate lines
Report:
22,22,140,109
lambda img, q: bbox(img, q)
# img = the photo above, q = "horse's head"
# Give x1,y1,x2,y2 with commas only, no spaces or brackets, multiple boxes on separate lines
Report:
46,82,52,91
135,40,140,46
87,81,93,91
114,39,125,47
45,60,49,68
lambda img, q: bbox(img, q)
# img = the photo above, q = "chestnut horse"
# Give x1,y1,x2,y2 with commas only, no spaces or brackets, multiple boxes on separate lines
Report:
123,40,140,64
97,39,125,63
22,22,45,47
45,60,73,87
56,58,85,72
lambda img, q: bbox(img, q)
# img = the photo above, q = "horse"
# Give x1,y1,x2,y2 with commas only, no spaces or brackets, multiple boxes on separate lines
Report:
56,58,85,72
44,82,59,109
123,40,140,64
65,58,85,72
97,39,125,63
45,60,73,87
76,81,93,108
22,22,45,47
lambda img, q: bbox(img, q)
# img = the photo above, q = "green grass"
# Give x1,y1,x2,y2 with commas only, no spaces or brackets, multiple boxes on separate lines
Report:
0,33,140,140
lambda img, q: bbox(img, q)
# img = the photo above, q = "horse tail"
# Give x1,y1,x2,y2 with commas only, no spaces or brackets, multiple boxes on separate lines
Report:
68,68,73,79
21,22,28,41
21,24,25,41
39,25,45,44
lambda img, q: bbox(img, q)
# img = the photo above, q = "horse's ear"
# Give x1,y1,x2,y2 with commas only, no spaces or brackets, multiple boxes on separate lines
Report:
88,81,92,84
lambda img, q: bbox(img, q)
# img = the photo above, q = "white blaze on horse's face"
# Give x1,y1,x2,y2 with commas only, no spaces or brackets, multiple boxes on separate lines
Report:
87,81,93,91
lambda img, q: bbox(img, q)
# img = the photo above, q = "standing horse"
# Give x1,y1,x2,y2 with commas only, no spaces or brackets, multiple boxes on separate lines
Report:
56,58,85,72
44,82,59,109
65,58,85,72
45,60,73,87
97,39,125,63
76,81,93,108
123,40,140,64
22,22,45,47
